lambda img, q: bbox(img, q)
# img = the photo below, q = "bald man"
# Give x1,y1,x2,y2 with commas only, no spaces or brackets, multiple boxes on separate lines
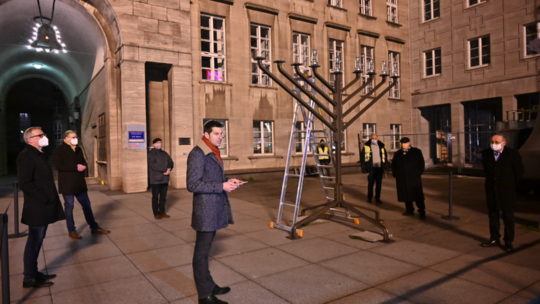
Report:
480,134,523,252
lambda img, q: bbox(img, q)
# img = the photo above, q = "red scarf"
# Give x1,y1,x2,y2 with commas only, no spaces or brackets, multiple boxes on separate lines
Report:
201,136,222,164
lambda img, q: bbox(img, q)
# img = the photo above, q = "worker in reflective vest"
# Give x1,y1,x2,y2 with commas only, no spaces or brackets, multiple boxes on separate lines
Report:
360,134,387,204
317,139,330,165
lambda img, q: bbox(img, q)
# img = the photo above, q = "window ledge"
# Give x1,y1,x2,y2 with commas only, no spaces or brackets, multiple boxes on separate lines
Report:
327,5,347,11
223,156,239,161
359,14,376,20
465,1,487,9
421,17,440,24
199,80,233,86
386,21,402,27
248,154,284,160
388,98,405,102
422,73,441,79
292,153,314,157
523,54,540,59
249,85,278,90
466,64,490,71
96,161,107,165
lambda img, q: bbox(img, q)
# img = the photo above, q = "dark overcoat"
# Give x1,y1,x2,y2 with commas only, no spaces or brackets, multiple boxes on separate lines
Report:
391,147,425,202
52,142,88,194
187,140,233,232
16,145,65,226
481,147,523,209
148,148,174,184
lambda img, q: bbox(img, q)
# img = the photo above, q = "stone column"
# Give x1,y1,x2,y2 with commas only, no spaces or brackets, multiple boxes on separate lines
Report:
119,60,148,193
451,102,465,167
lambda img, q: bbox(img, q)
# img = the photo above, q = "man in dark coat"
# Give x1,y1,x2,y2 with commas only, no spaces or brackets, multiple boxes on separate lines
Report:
480,134,523,252
17,127,65,288
391,137,426,219
187,120,243,304
360,134,388,204
148,137,174,219
52,130,110,239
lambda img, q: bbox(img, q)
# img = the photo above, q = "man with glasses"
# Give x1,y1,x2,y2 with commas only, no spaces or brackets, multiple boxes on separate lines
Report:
52,130,110,239
17,127,65,288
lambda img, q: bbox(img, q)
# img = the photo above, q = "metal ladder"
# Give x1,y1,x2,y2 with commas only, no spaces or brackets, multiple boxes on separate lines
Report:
269,100,333,237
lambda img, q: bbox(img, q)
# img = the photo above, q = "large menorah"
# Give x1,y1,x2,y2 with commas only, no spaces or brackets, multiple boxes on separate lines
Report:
255,50,398,241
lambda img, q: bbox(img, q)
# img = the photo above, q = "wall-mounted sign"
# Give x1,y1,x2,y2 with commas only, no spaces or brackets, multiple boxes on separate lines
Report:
127,124,146,149
179,137,191,145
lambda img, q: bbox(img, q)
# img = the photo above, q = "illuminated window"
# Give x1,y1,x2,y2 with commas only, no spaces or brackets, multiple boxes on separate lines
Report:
251,23,272,86
253,120,274,154
201,14,226,81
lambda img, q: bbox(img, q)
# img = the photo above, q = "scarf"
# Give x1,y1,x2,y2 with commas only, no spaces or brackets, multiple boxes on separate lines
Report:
201,136,222,164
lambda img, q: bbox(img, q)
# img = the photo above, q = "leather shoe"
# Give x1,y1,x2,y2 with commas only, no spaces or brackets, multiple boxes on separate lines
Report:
480,239,499,247
23,279,54,288
375,199,382,205
69,231,82,239
91,227,111,235
198,295,228,304
213,285,231,295
37,272,56,281
160,213,171,218
154,214,163,219
504,243,514,252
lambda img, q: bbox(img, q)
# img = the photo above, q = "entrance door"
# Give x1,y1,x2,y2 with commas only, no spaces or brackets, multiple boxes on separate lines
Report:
420,104,451,164
463,97,502,165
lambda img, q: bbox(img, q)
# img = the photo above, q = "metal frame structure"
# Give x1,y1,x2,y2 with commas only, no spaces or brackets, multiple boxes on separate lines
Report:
255,51,399,240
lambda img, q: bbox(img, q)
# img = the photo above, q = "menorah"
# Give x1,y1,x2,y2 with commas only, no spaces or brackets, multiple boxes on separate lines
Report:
255,50,399,241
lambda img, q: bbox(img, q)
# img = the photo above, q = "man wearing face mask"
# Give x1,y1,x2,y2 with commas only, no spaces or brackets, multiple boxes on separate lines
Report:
148,138,174,219
480,134,523,252
52,130,110,239
360,134,388,204
17,127,65,288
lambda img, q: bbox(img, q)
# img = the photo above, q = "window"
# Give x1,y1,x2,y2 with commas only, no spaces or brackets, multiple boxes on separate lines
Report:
203,119,229,156
390,124,402,150
329,39,344,84
360,0,372,16
362,123,376,141
423,0,440,22
467,0,485,7
294,121,313,153
250,24,272,86
328,0,343,8
360,45,375,95
524,21,540,57
253,120,273,154
388,51,400,98
387,0,398,23
200,14,226,81
424,48,441,77
292,32,311,72
468,35,490,68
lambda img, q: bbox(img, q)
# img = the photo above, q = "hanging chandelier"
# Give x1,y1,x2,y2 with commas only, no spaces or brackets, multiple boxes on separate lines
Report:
27,0,67,53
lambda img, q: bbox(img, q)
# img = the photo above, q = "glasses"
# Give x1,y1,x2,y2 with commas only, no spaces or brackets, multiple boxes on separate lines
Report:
29,133,46,139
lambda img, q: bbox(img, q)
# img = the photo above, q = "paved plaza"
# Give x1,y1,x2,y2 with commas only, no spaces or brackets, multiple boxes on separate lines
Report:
1,171,539,304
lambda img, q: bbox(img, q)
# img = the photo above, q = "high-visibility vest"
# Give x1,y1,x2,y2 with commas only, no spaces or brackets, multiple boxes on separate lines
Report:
318,145,330,160
363,145,386,163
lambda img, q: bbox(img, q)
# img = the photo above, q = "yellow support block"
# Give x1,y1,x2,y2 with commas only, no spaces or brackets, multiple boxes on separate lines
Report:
353,218,360,225
268,221,275,229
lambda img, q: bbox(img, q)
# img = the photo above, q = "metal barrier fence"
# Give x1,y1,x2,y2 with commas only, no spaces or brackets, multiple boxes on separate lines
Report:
9,183,27,239
1,212,10,303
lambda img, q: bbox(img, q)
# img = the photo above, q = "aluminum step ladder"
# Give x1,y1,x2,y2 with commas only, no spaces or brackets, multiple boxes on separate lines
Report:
269,100,333,238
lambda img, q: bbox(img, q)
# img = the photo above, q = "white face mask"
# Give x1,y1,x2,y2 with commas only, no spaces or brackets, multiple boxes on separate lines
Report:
491,143,502,151
38,136,49,147
70,138,78,146
372,140,378,144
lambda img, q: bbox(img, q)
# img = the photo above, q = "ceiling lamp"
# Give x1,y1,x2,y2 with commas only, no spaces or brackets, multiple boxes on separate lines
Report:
27,0,67,54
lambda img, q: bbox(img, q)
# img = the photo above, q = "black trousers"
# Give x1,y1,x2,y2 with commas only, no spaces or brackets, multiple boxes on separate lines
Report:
151,183,168,215
367,167,384,200
193,231,217,298
487,199,514,244
23,225,48,281
405,199,426,214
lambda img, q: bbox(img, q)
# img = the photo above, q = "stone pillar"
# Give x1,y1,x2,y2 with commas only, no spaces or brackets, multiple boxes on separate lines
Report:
120,61,148,193
502,95,517,123
451,102,465,167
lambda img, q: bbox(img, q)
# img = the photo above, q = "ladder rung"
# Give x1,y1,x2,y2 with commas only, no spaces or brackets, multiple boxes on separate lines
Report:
323,186,334,190
280,202,297,207
320,176,336,179
286,173,301,178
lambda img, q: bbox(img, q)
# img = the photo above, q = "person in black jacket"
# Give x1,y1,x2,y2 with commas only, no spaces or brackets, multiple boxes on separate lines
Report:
360,134,388,204
17,127,65,288
148,138,174,219
480,134,523,252
52,130,110,240
391,137,426,219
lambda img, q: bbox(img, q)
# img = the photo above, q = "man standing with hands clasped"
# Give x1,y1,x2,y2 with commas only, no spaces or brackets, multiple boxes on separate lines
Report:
480,134,523,252
148,137,174,219
187,120,245,304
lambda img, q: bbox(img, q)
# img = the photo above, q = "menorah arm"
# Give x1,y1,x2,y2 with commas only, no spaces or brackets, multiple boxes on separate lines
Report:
311,66,335,93
343,76,387,117
293,64,335,106
275,62,336,119
344,79,398,129
342,72,361,92
255,58,336,131
343,74,375,104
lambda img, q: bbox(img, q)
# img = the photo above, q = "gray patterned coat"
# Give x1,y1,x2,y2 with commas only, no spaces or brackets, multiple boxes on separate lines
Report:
187,140,234,232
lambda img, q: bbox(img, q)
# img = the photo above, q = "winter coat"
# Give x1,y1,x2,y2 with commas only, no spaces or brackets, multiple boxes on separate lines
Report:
148,148,174,184
481,147,523,209
391,147,425,202
16,145,65,226
360,140,388,173
187,140,233,232
52,142,88,194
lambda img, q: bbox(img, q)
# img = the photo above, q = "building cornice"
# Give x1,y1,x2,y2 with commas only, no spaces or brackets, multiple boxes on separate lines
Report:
288,13,317,24
245,2,279,15
324,21,350,32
